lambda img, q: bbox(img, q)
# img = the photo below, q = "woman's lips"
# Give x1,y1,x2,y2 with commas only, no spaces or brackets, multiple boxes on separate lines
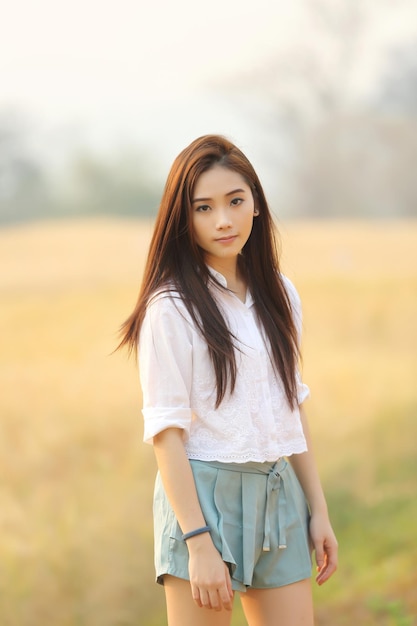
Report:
215,235,237,243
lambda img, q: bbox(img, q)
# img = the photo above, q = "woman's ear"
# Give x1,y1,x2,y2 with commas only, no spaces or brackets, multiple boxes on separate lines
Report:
254,207,260,216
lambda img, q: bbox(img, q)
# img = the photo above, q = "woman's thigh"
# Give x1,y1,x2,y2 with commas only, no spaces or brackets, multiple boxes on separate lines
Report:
240,578,314,626
164,575,234,626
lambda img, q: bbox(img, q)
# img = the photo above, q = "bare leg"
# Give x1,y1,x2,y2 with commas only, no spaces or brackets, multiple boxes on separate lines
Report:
240,578,314,626
163,575,235,626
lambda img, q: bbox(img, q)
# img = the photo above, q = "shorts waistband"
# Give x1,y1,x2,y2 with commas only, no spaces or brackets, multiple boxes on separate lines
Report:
190,458,285,474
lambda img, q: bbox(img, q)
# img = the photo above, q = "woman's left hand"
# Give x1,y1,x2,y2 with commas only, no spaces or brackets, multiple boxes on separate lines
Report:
309,512,338,585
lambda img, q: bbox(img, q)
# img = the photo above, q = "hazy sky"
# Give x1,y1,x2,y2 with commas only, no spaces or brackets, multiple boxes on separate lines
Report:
1,0,416,175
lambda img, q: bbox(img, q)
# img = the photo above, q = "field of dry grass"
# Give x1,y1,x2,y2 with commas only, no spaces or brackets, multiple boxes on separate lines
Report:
0,218,416,625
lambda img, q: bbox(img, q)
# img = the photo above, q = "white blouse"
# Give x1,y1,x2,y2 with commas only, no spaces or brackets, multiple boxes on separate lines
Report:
139,270,309,463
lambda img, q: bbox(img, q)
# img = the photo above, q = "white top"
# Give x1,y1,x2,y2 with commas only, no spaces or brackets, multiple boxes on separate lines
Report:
139,270,309,463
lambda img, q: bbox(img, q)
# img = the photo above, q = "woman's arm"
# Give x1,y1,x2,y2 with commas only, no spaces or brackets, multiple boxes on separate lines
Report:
153,427,233,611
289,405,338,585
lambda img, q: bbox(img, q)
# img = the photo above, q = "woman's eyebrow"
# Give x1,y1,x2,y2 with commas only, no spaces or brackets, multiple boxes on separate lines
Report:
192,188,246,203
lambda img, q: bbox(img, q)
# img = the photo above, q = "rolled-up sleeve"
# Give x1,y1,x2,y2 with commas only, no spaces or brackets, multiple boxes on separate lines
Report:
281,275,310,404
139,295,193,444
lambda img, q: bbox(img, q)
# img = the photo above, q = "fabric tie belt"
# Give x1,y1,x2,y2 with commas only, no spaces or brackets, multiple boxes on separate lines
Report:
264,462,287,550
201,459,288,552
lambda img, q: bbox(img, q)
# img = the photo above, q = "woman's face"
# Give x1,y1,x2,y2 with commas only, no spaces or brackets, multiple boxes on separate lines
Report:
191,165,256,271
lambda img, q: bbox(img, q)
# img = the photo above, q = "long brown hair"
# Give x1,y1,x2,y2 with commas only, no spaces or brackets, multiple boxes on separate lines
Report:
118,135,300,408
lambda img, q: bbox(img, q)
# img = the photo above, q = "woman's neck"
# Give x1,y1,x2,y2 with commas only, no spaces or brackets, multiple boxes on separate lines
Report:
208,259,247,303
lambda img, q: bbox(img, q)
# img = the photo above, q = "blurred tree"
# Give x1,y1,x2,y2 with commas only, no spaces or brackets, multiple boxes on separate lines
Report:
61,149,160,218
376,39,417,116
294,115,417,217
218,0,368,196
0,110,161,224
0,111,51,223
219,0,417,217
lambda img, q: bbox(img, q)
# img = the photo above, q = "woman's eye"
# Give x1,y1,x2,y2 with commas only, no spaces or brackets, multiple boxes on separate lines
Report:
196,205,210,212
231,197,243,206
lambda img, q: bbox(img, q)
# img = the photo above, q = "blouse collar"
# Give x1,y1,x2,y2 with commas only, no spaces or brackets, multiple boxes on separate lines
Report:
207,266,254,308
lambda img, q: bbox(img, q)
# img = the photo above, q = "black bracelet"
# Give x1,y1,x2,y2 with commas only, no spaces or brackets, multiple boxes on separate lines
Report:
182,525,211,541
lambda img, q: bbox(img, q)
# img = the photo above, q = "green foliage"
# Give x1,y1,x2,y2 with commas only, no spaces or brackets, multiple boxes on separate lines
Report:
367,597,415,626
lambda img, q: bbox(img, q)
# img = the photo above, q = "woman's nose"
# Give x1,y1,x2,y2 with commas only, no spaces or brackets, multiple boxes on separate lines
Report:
215,207,232,229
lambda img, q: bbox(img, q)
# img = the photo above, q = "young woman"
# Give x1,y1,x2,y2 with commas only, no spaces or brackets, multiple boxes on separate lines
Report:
119,135,338,626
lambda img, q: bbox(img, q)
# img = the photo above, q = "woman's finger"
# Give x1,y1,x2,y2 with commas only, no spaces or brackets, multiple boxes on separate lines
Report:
218,585,234,611
191,585,203,607
316,541,338,585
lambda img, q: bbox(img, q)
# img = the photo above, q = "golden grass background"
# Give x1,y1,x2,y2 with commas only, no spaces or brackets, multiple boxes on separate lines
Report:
0,218,416,625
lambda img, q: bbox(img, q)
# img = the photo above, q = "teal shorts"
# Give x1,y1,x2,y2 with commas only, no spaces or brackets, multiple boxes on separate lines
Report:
153,458,312,592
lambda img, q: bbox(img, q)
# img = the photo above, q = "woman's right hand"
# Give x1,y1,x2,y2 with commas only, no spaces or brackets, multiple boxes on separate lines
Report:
187,532,234,611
